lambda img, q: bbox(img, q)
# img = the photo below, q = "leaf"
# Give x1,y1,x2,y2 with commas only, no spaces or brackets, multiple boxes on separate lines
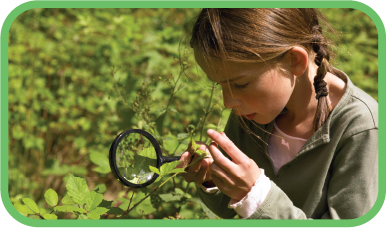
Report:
61,194,75,205
67,206,87,213
14,203,35,215
54,205,86,213
168,108,179,113
54,206,69,213
44,188,58,207
195,149,208,157
85,191,103,212
39,208,47,215
191,139,200,151
93,184,106,194
22,198,39,214
66,174,89,205
90,152,110,174
167,168,186,174
106,207,124,215
87,212,100,220
77,214,89,220
159,193,183,202
174,188,184,195
98,199,113,208
92,166,111,174
177,133,189,140
160,161,181,175
90,207,109,215
137,146,157,159
43,214,57,220
149,165,160,175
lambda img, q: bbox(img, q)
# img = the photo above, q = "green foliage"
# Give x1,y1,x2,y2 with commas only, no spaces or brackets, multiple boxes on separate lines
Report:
44,188,58,207
8,8,377,220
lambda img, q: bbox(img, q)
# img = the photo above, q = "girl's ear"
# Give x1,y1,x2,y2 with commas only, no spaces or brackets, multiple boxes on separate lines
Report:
287,47,308,77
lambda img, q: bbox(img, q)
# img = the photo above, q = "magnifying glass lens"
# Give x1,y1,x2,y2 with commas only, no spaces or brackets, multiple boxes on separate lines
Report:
115,132,157,185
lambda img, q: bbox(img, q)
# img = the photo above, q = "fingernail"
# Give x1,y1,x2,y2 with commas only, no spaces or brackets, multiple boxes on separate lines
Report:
207,129,214,134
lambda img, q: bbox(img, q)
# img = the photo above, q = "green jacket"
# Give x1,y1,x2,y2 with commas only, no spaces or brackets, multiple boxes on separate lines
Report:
197,73,378,219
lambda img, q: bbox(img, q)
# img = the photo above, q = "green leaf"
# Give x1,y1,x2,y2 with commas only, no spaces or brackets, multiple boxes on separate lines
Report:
167,168,186,174
66,174,89,205
191,139,200,151
174,188,184,195
14,203,35,215
67,206,87,213
39,208,47,215
149,165,160,175
77,214,89,220
106,207,124,215
44,188,58,207
43,214,57,220
54,205,87,213
54,206,68,213
92,166,111,174
85,191,103,212
22,198,39,214
159,193,183,202
93,184,107,194
160,161,181,175
61,194,75,205
87,212,100,220
168,108,179,113
90,207,109,215
137,146,157,159
90,152,110,174
195,149,208,157
98,199,113,208
177,133,189,140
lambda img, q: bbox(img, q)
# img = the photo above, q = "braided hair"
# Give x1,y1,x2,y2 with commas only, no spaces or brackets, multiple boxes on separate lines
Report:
311,24,332,132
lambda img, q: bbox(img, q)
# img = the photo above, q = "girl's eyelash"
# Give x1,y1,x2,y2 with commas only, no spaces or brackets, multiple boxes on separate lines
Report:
235,82,249,89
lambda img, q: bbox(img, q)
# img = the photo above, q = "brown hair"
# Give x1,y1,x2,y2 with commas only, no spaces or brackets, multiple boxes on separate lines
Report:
189,8,346,132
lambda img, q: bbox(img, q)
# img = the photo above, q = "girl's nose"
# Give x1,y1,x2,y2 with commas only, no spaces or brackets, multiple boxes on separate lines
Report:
222,90,241,109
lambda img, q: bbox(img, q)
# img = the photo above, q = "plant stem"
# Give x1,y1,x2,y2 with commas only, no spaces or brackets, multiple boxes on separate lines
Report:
200,83,216,141
119,173,179,219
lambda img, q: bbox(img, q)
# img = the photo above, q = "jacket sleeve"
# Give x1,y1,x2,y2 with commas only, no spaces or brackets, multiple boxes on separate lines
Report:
248,129,378,219
196,186,238,219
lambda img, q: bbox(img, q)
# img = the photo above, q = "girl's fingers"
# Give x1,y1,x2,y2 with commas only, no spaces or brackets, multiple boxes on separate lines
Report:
209,162,233,185
176,151,191,169
188,153,202,172
207,129,249,164
208,140,237,173
211,173,226,190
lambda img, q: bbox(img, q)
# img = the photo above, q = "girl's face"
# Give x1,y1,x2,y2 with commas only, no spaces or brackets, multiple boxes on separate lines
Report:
194,50,295,124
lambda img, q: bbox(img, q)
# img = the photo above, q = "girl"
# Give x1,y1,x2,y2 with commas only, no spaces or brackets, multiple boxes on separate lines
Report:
177,8,378,219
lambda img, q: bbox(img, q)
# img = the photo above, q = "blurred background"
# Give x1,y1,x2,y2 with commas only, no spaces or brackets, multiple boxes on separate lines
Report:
7,8,378,219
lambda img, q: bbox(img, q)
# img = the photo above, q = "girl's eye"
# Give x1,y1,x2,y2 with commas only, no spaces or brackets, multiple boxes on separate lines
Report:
235,82,249,89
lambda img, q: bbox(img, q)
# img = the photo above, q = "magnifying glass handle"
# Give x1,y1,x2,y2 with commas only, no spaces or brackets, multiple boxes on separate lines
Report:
161,156,181,163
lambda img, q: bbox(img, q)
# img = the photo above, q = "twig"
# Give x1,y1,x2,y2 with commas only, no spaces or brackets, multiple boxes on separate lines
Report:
200,82,216,141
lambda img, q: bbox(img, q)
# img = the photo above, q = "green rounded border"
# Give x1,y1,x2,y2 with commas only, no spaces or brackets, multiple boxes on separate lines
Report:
1,1,385,227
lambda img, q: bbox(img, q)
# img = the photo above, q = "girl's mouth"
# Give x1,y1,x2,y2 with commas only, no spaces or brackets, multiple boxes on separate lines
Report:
246,113,256,120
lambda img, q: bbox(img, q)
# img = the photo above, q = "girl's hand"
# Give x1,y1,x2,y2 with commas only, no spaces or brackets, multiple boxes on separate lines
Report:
206,129,261,201
176,141,214,186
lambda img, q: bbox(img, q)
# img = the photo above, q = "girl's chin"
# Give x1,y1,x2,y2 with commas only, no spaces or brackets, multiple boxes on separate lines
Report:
250,115,275,125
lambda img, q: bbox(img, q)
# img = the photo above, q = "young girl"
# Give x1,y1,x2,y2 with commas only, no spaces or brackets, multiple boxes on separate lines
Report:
177,8,378,219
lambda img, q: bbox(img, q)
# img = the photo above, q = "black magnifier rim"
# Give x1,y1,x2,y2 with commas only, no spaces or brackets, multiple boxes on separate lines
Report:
109,129,162,188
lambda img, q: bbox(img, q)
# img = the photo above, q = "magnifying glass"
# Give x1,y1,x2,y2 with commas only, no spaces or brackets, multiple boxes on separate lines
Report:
109,129,181,188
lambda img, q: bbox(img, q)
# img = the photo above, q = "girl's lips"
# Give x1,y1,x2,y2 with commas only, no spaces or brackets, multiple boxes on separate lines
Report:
246,113,256,120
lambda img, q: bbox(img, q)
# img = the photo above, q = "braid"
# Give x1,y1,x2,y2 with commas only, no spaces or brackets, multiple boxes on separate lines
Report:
311,25,332,132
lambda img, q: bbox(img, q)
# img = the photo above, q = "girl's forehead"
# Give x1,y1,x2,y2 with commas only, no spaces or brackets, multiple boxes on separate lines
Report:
194,48,267,81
